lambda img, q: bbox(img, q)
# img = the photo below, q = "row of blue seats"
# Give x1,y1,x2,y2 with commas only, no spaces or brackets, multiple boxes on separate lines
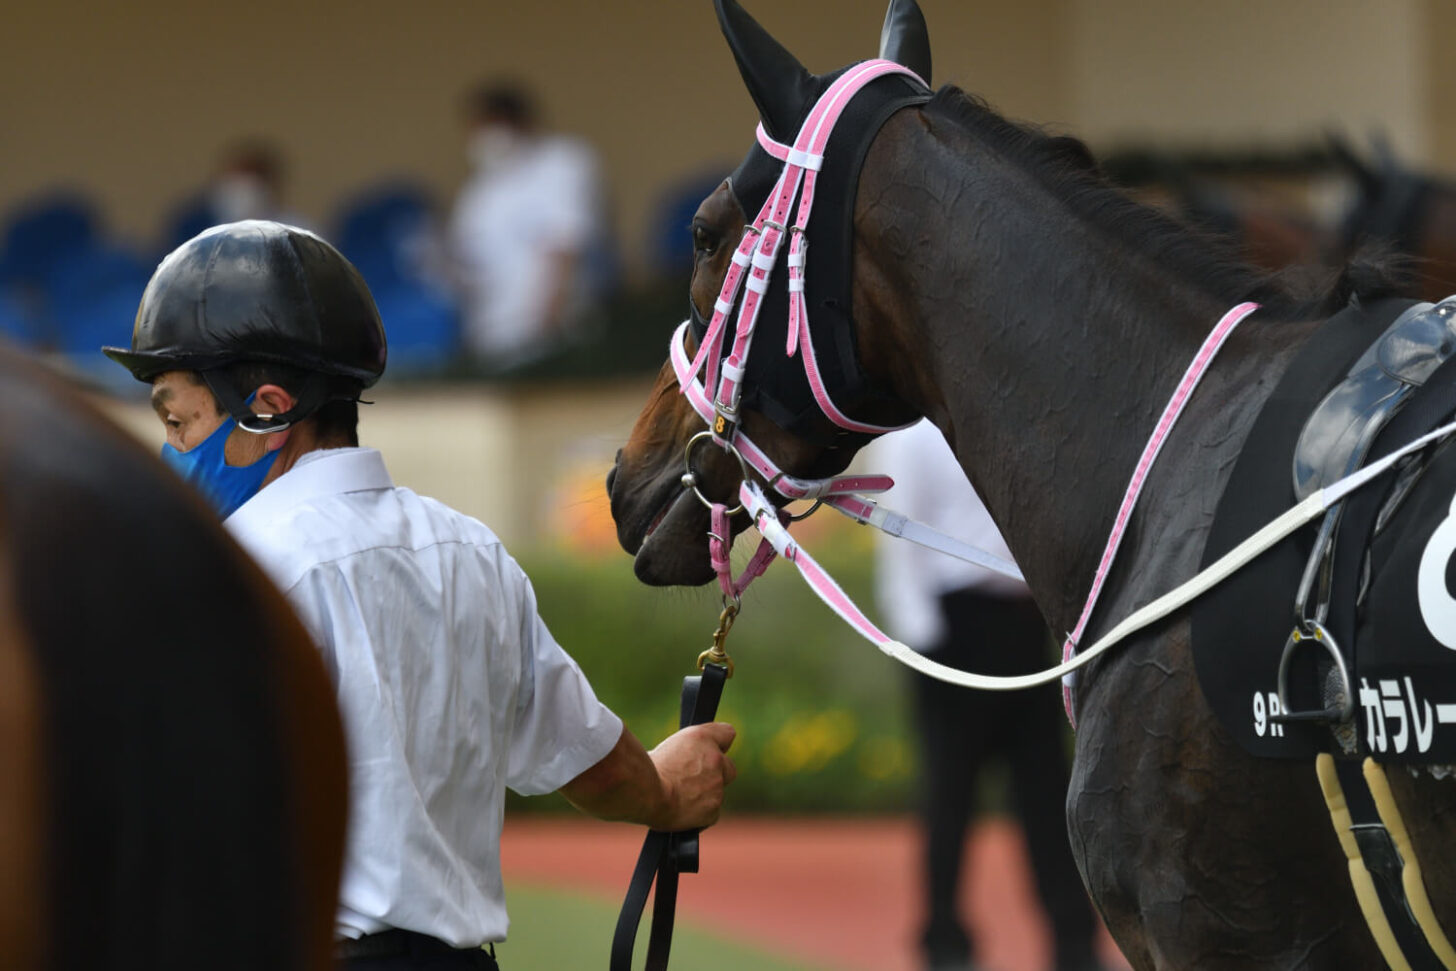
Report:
0,182,459,390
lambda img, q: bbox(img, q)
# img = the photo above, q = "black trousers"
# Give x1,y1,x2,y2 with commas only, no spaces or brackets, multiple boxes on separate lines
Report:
340,930,499,970
345,957,497,971
912,588,1097,971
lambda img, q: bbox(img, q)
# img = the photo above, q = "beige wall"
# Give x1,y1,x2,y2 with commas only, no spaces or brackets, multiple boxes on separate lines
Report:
1426,0,1456,169
1070,0,1429,162
6,1,1450,281
10,1,1439,278
0,0,1068,278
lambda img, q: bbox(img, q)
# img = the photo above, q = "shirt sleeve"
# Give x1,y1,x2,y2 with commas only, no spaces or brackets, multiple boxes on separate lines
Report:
502,560,623,796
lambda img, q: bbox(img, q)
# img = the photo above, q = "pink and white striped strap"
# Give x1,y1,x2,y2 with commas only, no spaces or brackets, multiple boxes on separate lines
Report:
1059,301,1260,724
742,481,902,646
709,502,780,601
672,320,896,501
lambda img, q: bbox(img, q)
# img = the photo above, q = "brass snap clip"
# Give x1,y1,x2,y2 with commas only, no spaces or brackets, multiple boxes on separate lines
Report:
697,599,739,677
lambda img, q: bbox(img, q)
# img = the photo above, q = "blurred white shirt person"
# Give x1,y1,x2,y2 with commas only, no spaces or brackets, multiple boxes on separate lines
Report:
449,81,608,369
873,419,1026,651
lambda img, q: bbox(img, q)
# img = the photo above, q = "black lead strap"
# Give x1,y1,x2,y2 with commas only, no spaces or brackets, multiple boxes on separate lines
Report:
610,660,730,971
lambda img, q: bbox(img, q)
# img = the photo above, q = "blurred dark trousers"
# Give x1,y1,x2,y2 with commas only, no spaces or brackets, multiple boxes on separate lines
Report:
912,588,1096,970
340,929,500,970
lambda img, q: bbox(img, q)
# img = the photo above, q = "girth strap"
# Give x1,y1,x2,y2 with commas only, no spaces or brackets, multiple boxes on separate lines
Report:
610,662,729,971
1316,753,1456,969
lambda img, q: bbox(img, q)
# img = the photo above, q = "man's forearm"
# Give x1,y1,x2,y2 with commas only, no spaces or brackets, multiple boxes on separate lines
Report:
559,727,669,826
560,721,737,831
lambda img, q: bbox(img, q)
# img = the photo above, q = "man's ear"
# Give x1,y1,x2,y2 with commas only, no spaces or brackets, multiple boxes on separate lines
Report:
252,383,297,452
252,383,297,419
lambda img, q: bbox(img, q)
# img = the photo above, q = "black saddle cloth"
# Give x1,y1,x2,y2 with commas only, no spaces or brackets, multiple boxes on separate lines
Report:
1192,296,1456,762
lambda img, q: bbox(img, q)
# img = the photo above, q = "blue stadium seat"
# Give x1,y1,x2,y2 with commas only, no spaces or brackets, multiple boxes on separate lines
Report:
335,181,435,286
0,287,42,347
161,192,220,254
646,168,732,281
372,283,459,376
0,192,99,289
333,181,460,373
45,243,151,357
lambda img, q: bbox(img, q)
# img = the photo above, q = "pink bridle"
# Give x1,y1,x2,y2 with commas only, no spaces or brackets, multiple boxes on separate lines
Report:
678,58,925,451
673,59,929,603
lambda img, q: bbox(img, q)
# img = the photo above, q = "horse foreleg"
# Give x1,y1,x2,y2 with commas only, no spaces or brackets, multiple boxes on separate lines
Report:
1066,629,1385,970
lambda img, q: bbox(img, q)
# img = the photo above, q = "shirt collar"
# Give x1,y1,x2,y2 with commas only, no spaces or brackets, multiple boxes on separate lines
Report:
225,447,393,530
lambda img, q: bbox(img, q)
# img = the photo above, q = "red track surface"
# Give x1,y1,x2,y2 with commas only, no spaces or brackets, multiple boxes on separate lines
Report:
501,815,1129,971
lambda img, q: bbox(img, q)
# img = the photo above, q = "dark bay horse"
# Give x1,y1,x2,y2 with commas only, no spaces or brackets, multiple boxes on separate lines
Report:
0,344,347,969
606,2,1456,967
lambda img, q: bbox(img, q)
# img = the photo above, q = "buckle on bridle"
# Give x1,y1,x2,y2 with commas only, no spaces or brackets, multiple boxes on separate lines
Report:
682,430,751,515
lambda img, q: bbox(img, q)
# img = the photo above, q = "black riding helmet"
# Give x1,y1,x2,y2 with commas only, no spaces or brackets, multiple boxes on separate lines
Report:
103,220,387,432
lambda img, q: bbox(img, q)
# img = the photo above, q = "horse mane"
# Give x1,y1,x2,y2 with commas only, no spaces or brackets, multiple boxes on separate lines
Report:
923,87,1413,318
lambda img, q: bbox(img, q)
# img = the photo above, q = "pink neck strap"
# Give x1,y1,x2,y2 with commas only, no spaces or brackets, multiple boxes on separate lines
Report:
1060,301,1260,724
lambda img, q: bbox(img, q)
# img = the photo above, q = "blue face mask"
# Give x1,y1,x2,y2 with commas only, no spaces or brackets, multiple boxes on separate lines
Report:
161,412,279,519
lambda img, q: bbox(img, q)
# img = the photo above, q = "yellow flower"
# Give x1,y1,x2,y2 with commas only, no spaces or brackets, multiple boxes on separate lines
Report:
761,709,858,775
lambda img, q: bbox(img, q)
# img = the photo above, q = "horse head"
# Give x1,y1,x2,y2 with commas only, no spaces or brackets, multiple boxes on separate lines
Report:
607,0,933,586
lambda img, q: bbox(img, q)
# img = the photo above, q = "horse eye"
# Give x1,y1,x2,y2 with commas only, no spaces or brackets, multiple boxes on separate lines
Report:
691,223,718,255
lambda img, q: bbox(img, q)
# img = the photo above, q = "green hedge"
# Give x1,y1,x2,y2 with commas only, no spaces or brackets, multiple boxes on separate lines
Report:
510,531,917,814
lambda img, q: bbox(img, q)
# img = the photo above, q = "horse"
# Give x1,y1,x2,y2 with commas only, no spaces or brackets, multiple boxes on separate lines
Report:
1331,136,1456,302
605,2,1456,967
0,343,347,969
1100,145,1342,275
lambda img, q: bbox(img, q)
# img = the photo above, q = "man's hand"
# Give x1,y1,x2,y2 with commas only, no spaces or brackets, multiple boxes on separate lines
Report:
648,722,738,830
560,722,737,831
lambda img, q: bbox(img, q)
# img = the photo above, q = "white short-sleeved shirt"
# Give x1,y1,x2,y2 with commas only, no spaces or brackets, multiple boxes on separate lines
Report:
868,419,1030,651
225,447,622,947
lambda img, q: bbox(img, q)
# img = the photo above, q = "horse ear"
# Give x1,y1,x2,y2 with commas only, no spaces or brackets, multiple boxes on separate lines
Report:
714,0,817,142
879,0,932,84
1325,130,1376,192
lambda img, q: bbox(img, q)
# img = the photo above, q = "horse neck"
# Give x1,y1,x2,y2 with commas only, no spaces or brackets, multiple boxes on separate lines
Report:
858,119,1250,630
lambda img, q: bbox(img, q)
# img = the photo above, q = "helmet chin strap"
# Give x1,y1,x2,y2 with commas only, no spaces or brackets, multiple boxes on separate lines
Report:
199,370,340,436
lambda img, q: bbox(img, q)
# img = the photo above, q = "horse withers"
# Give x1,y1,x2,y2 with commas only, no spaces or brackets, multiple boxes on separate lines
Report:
0,344,347,970
606,2,1456,968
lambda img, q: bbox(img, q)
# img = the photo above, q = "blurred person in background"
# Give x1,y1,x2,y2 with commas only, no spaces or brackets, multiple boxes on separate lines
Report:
207,140,294,224
104,220,735,970
164,139,307,250
872,419,1103,971
448,80,610,372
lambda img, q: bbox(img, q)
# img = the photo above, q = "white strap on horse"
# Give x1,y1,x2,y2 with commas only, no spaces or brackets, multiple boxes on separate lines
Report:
744,418,1456,692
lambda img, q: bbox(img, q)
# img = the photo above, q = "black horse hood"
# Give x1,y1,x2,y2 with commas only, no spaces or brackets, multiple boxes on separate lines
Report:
700,0,932,446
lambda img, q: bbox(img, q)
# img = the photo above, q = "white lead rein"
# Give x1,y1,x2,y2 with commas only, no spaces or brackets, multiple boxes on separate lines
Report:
772,415,1456,691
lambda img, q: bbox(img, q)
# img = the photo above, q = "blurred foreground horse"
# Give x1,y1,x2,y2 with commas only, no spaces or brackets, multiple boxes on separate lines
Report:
0,345,346,969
